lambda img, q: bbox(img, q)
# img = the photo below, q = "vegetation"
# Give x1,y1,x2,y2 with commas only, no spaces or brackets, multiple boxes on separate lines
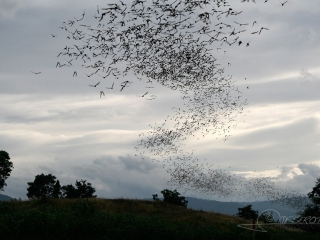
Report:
301,177,320,218
236,204,259,220
61,179,97,199
0,197,318,240
27,174,96,201
307,177,320,205
0,150,13,191
297,178,320,231
4,170,320,239
27,174,62,200
161,189,188,207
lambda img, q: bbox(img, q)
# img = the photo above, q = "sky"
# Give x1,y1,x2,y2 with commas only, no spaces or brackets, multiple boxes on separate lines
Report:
0,0,320,203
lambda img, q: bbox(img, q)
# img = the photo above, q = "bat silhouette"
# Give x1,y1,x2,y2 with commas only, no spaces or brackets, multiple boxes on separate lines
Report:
89,82,100,87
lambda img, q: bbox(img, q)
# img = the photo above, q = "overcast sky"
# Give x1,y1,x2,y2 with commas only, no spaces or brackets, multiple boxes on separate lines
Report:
0,0,320,203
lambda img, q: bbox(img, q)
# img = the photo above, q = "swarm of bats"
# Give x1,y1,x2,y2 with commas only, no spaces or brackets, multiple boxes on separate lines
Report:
54,0,304,210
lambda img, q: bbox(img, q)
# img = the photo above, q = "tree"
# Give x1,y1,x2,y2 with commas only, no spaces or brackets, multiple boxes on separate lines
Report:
236,205,258,220
298,178,320,218
161,189,188,207
61,179,96,199
0,150,14,191
307,177,320,205
61,184,79,199
27,174,61,200
152,193,160,201
75,179,97,198
295,178,320,231
52,180,62,198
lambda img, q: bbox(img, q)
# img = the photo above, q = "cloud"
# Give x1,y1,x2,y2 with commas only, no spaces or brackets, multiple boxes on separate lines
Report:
93,155,159,173
0,0,24,18
92,156,119,167
69,155,166,198
298,163,320,179
298,68,320,88
302,29,318,47
120,155,158,172
277,165,294,180
3,153,167,200
237,117,318,146
275,163,320,197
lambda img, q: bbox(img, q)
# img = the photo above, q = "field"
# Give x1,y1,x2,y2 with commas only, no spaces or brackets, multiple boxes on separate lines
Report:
0,198,318,240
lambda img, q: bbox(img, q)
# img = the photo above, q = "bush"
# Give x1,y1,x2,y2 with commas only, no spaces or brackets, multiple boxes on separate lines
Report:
160,189,188,207
236,205,258,220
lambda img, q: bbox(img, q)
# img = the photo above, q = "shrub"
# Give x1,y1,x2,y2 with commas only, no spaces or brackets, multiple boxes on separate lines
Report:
236,205,258,220
160,189,188,207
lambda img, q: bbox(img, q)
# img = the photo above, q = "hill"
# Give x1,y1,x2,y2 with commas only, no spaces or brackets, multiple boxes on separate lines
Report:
0,193,12,201
0,197,316,240
144,197,303,219
186,197,301,218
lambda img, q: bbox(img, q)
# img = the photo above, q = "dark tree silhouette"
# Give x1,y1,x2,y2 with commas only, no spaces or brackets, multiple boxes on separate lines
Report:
0,150,14,191
298,178,320,219
295,178,320,231
61,179,96,199
75,179,97,198
27,173,61,200
161,189,188,207
307,177,320,205
52,180,62,198
61,184,79,198
236,204,258,220
152,193,160,201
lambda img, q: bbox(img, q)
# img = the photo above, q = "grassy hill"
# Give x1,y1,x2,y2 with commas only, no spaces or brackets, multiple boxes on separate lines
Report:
0,197,318,240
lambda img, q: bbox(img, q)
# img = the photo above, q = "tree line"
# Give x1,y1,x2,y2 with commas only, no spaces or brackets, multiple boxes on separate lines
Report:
3,149,320,221
26,173,96,200
1,150,189,206
0,150,96,200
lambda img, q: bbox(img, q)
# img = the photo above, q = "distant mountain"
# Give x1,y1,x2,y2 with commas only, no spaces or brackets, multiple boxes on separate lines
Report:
0,193,13,201
185,197,303,218
144,196,306,219
185,197,244,215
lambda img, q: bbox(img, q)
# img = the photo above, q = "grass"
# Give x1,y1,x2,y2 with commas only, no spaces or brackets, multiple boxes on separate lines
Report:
0,197,319,239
